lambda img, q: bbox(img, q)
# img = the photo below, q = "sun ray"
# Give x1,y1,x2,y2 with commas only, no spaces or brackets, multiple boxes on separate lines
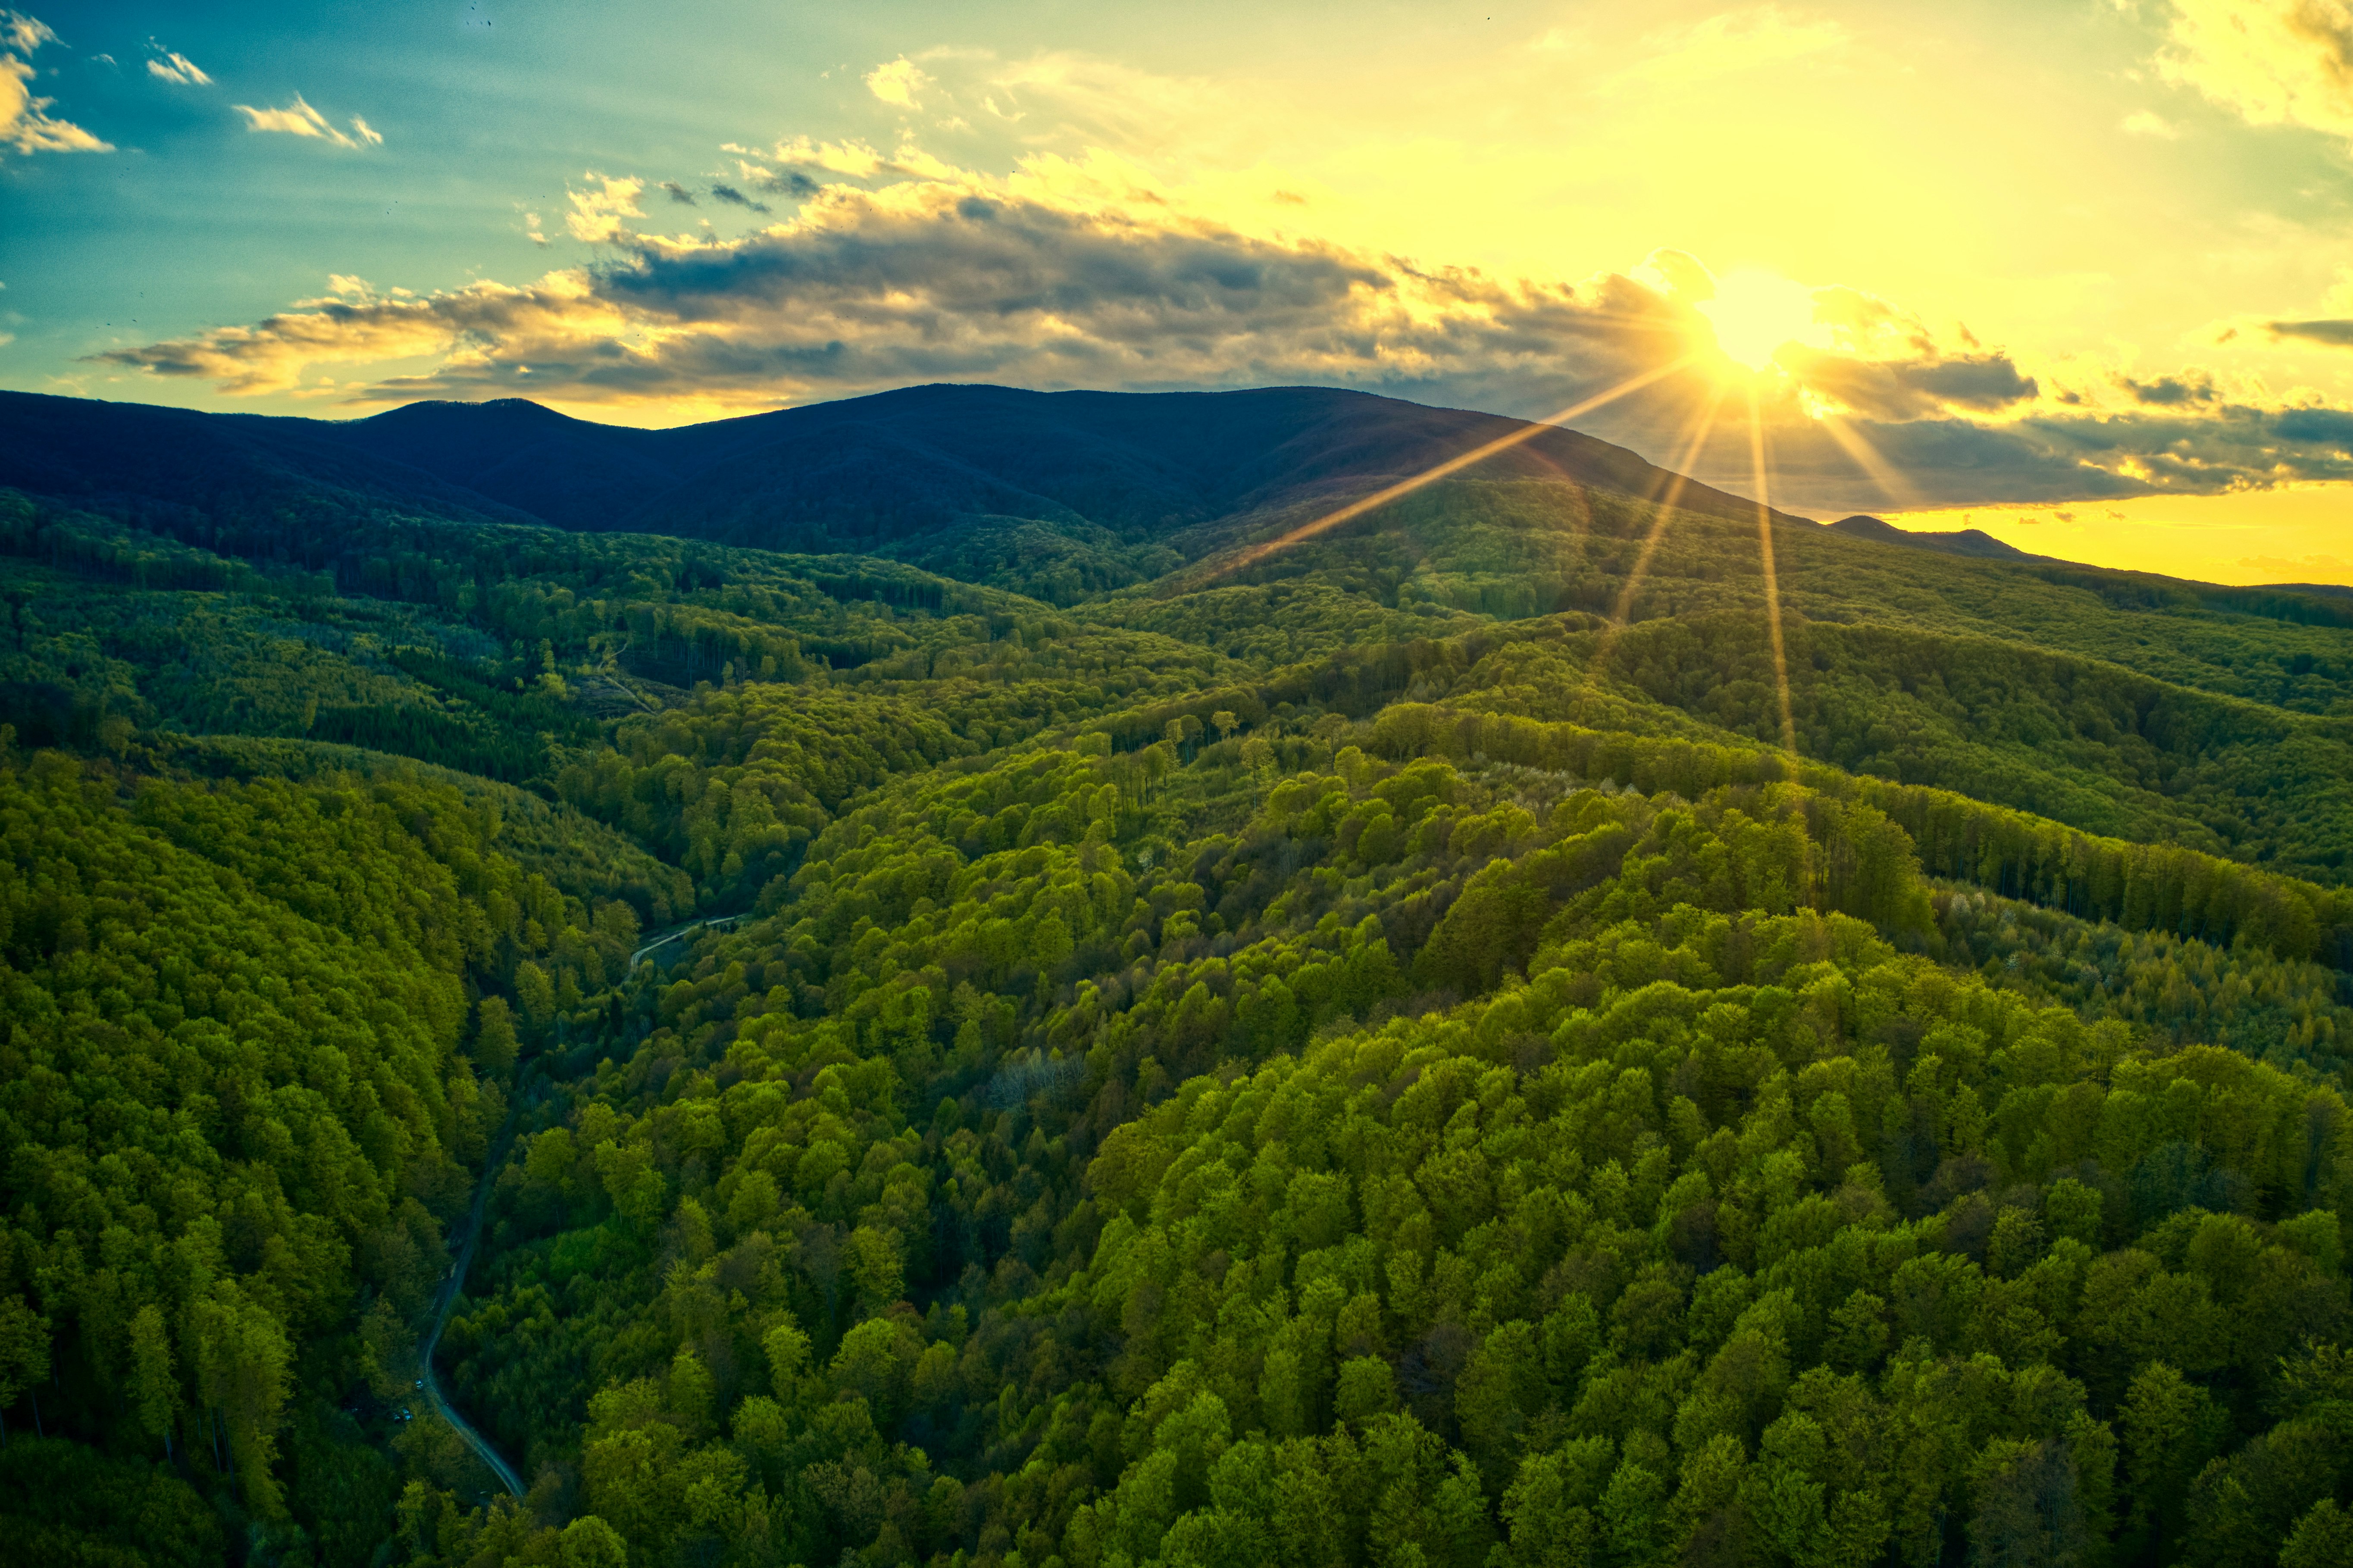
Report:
1747,386,1799,757
1606,385,1728,626
1570,388,1727,726
1198,352,1701,584
1815,413,1921,512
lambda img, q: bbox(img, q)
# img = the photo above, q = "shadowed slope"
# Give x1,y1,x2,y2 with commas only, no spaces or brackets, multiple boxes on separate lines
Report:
0,383,1795,552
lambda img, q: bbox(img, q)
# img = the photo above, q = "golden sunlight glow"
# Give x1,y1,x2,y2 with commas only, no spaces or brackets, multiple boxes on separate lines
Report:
1746,387,1799,755
1609,386,1728,624
1879,488,2353,587
1696,271,1821,373
1199,353,1700,583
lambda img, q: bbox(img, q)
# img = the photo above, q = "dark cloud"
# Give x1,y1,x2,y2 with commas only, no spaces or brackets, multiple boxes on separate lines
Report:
2276,407,2353,447
1777,347,2037,420
591,184,1399,355
2122,372,2217,406
1663,399,2353,514
708,183,771,213
1901,354,2039,409
751,168,820,198
2269,318,2353,346
659,181,697,205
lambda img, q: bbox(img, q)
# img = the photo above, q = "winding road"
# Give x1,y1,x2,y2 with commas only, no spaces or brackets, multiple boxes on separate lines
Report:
419,1113,527,1502
415,914,749,1501
629,912,747,968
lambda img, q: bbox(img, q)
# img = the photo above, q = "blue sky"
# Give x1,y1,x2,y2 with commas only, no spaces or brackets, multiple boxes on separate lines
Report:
7,2,2353,580
6,0,1471,372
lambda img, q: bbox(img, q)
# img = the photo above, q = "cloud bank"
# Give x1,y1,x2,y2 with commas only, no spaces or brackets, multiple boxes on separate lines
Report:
90,133,2353,511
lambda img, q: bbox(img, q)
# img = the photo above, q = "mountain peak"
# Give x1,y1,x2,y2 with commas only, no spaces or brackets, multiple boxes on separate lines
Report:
1829,512,2036,561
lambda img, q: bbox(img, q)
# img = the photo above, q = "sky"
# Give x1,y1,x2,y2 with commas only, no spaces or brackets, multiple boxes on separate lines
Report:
4,1,2353,585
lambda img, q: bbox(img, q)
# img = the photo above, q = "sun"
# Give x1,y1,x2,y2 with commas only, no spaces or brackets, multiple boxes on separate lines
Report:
1695,270,1821,373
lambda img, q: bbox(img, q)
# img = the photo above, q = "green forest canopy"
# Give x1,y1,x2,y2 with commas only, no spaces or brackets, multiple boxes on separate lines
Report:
2,457,2352,1568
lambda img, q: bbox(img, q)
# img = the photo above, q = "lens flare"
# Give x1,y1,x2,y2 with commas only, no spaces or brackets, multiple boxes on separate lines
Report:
1198,353,1700,583
1747,387,1799,756
1574,389,1727,722
1815,412,1920,510
1608,386,1728,626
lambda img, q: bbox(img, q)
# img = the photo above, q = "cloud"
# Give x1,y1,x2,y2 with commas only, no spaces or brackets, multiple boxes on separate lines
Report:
145,45,210,86
233,94,380,148
660,180,698,205
2274,406,2353,444
2121,110,2181,137
2,10,109,154
745,164,820,198
2269,316,2353,344
2121,369,2220,404
564,173,645,241
2157,0,2353,140
1773,347,2038,421
94,271,632,395
866,57,930,109
708,183,770,212
89,141,2353,511
2,11,53,53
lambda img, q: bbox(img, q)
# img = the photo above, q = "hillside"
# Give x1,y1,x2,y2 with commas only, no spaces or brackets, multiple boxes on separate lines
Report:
2,387,2353,1567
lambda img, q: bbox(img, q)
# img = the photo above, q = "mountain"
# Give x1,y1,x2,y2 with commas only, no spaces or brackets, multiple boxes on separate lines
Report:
1826,511,2041,560
0,383,1799,553
0,387,541,533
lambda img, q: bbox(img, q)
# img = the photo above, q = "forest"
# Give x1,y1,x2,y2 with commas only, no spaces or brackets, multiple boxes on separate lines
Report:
3,383,2353,1568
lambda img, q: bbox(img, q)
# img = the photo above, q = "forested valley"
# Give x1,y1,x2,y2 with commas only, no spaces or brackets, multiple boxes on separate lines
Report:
4,385,2353,1568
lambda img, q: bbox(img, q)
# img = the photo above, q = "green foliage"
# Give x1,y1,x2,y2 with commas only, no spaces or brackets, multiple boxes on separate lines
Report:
4,449,2353,1566
0,1437,223,1565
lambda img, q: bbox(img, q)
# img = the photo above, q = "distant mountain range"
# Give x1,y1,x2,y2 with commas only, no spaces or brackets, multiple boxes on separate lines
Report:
2,383,2337,601
0,383,1789,550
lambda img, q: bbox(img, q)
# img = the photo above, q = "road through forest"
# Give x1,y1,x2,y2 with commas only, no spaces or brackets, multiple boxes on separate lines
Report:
419,1110,527,1503
417,916,746,1505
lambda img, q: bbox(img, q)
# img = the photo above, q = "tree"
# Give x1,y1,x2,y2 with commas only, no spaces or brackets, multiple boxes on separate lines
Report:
475,995,519,1079
128,1305,177,1458
2283,1500,2353,1568
2120,1361,2217,1559
0,1296,50,1442
515,962,557,1029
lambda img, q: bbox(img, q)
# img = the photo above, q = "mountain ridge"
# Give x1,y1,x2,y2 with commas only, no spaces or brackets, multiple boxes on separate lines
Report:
1827,511,2044,561
0,382,1807,552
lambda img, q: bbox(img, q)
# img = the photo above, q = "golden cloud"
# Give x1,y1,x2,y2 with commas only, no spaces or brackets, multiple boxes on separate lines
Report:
2,11,109,155
232,94,381,149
